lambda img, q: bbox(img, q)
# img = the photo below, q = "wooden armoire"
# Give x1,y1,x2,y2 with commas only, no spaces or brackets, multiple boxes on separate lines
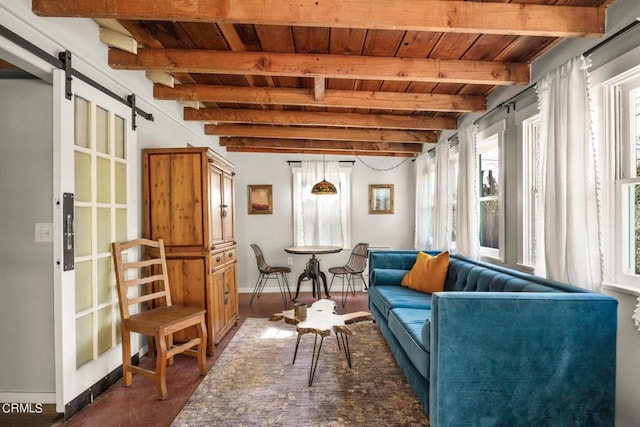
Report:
142,147,237,355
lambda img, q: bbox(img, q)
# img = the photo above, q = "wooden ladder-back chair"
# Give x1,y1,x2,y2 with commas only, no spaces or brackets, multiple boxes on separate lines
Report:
111,238,208,400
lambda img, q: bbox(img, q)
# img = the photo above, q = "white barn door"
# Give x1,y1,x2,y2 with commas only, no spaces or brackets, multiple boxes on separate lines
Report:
52,70,138,412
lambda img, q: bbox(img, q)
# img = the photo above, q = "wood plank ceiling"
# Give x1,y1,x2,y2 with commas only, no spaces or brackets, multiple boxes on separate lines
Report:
32,0,615,157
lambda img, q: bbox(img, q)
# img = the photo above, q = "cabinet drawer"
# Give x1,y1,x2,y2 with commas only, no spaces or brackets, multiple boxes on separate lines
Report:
210,251,225,269
225,248,236,263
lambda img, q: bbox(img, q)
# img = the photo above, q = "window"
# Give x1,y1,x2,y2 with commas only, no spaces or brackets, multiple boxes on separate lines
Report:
616,78,640,285
592,61,640,289
416,152,436,249
520,113,540,267
476,121,505,260
448,145,459,252
291,163,351,248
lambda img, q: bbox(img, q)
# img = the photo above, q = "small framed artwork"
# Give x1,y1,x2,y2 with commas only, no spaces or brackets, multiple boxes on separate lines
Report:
248,185,273,214
369,184,394,214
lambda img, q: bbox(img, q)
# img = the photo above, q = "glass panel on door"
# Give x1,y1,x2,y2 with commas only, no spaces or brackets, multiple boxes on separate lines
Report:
72,97,129,369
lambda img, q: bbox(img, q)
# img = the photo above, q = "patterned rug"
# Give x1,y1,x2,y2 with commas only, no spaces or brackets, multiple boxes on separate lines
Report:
172,317,430,426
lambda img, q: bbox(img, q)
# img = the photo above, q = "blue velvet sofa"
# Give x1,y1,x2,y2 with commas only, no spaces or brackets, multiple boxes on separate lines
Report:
368,250,617,426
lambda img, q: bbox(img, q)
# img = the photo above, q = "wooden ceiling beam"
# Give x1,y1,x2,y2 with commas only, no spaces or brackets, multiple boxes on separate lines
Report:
314,77,325,101
109,48,529,85
207,124,437,143
220,137,422,156
225,146,415,157
33,0,605,37
156,84,486,112
99,27,137,54
185,108,457,130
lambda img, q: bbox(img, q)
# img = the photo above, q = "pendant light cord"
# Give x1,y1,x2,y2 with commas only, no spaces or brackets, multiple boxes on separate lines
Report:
356,155,412,172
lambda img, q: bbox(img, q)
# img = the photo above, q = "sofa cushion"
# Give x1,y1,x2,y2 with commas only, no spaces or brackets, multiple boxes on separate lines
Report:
369,285,432,319
370,268,409,287
388,308,431,379
401,251,449,294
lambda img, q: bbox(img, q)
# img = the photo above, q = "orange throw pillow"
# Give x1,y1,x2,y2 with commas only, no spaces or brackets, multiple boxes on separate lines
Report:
401,251,449,294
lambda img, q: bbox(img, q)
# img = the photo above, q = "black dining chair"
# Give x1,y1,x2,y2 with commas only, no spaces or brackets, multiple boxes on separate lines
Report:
250,243,292,307
328,243,369,307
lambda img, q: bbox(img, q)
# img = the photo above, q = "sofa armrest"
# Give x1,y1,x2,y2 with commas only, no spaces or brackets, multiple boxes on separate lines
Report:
429,292,617,426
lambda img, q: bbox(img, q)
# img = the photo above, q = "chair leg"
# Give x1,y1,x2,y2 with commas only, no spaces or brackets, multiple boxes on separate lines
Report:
166,334,174,366
341,274,348,307
283,273,292,298
249,273,266,306
276,273,288,307
155,332,168,400
348,274,357,296
197,317,208,376
147,334,156,358
121,329,133,387
355,273,366,293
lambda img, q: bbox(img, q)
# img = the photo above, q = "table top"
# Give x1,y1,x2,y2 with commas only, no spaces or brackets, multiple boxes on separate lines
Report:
270,299,373,337
284,245,343,255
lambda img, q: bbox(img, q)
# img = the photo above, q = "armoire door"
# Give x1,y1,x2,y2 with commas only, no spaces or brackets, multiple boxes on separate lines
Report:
209,163,224,247
222,172,235,243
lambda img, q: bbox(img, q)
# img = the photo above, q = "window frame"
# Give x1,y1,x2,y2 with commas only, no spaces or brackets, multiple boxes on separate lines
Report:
614,77,640,287
476,120,506,262
591,55,640,291
516,103,541,270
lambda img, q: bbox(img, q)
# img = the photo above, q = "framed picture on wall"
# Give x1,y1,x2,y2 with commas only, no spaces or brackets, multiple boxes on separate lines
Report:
369,184,394,214
248,185,273,214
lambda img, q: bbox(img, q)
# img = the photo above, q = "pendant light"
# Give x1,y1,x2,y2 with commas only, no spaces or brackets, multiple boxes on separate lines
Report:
311,155,337,195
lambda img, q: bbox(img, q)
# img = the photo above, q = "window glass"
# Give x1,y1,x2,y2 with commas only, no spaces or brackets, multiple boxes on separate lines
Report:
448,149,459,251
96,106,109,154
521,115,540,267
621,181,640,275
478,137,499,251
629,87,640,275
634,87,640,178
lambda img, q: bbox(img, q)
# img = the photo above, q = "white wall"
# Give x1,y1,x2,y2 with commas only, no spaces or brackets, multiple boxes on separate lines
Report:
227,152,415,293
0,78,55,396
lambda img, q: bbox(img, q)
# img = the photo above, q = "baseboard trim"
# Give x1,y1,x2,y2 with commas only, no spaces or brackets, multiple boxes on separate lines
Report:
64,354,139,420
0,392,56,403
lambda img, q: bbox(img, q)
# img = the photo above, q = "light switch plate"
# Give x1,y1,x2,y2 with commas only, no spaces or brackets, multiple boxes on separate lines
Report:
35,222,54,242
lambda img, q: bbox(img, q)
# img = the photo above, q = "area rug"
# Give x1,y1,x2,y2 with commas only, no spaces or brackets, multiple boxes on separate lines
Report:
172,317,430,426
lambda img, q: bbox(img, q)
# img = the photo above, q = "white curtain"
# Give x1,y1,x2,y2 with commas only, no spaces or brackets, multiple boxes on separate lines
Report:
414,152,435,250
299,160,344,247
456,124,479,258
432,140,450,250
535,56,603,290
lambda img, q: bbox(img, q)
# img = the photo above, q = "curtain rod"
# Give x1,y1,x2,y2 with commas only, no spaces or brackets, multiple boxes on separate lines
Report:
583,17,640,58
469,18,640,128
471,84,536,126
287,160,355,165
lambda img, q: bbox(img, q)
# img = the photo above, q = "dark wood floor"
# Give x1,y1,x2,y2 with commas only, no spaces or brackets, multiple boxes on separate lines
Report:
57,289,370,426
